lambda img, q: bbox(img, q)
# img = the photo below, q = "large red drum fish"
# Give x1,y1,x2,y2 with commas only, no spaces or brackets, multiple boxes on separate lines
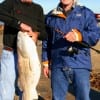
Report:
17,31,41,100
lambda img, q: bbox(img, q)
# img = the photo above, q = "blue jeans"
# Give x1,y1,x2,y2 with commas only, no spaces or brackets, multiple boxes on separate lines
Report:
0,50,17,100
51,67,90,100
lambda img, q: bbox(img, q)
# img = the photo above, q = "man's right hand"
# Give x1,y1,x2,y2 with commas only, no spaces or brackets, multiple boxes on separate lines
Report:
20,23,32,32
20,23,39,42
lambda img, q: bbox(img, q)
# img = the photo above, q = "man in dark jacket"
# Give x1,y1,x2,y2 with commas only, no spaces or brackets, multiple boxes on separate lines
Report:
0,0,47,100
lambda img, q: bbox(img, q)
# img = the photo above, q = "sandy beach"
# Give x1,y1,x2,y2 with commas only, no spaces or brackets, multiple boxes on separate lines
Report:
0,30,100,100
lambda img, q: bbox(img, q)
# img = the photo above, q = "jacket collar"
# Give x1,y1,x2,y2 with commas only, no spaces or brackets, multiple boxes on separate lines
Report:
51,3,74,19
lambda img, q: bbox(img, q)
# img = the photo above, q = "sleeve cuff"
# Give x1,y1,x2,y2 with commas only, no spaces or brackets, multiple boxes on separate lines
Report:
42,61,49,67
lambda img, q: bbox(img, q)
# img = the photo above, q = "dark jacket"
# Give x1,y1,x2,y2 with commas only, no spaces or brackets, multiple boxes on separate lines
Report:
0,0,47,49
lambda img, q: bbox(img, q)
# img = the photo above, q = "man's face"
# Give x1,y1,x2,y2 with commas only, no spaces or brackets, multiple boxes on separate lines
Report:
60,0,74,5
21,0,32,3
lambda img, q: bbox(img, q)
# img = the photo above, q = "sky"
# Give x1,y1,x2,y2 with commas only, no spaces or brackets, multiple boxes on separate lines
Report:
34,0,100,14
0,0,100,24
0,0,100,14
